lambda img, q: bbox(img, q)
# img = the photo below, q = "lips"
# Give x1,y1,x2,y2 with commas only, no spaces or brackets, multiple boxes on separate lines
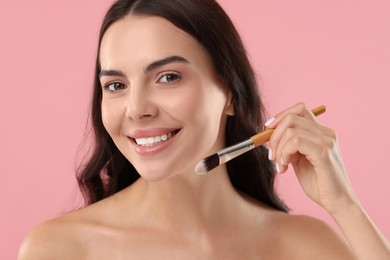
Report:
127,129,181,156
128,128,180,145
133,130,179,146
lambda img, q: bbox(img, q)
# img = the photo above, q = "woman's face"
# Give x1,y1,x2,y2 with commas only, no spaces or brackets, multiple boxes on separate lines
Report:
99,15,233,181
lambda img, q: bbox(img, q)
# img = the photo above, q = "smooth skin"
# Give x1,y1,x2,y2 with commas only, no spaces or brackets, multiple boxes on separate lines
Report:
18,15,389,259
267,103,390,259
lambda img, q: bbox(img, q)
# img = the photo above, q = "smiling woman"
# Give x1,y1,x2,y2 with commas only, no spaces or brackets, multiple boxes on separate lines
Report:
99,15,236,182
17,0,390,259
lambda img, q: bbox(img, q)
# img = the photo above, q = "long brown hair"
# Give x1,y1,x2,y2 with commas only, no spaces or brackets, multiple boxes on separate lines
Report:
77,0,288,212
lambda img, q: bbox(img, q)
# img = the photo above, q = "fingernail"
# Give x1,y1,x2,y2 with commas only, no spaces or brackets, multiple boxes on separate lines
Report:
275,162,281,174
268,149,273,160
281,157,285,166
265,117,275,127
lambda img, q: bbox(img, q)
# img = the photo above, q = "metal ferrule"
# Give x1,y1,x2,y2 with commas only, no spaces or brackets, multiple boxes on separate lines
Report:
218,139,255,165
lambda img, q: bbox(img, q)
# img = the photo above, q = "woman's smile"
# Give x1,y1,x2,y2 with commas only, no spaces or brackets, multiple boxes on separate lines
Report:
99,16,233,180
127,128,181,156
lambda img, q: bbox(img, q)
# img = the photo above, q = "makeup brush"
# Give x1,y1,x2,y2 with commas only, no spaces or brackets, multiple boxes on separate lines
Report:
195,105,326,175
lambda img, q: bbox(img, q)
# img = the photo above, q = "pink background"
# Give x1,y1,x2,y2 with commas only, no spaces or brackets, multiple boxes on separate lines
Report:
1,0,389,259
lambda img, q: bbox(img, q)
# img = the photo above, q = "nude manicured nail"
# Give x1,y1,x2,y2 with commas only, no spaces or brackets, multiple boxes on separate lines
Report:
281,157,286,166
275,162,281,174
268,149,273,160
265,117,275,127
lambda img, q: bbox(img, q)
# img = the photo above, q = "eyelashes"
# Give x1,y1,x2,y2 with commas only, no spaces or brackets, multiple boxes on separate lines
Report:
102,71,182,93
157,71,182,84
103,81,127,93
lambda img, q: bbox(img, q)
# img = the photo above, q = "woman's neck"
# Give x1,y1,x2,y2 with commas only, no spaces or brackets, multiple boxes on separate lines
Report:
120,165,249,236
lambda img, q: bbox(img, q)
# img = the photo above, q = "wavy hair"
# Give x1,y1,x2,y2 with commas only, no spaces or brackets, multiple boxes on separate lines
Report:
77,0,288,212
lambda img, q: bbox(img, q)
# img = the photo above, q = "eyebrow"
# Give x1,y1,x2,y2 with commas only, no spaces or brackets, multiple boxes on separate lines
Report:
99,55,190,78
99,69,126,78
144,55,189,73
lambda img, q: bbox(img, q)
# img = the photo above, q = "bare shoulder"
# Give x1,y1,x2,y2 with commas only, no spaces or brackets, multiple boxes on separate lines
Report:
17,192,135,260
18,212,86,260
17,199,113,260
268,212,356,259
17,185,146,259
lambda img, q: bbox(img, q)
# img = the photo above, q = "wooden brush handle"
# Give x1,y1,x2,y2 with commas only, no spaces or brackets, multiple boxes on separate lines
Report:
251,105,327,147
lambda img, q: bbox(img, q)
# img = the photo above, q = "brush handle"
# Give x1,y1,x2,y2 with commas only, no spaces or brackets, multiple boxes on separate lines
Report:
250,105,327,147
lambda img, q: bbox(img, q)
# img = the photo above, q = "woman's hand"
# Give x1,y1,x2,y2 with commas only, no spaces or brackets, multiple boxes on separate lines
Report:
266,102,357,214
266,102,390,259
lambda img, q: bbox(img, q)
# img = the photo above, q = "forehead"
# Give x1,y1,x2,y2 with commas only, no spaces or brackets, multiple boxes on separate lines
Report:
99,15,210,69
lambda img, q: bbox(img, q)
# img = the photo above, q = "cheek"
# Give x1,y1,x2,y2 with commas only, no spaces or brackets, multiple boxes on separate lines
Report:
162,87,210,123
101,99,125,136
165,82,227,135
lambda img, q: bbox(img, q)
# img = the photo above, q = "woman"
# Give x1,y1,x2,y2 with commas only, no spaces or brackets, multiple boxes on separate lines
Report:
19,0,389,259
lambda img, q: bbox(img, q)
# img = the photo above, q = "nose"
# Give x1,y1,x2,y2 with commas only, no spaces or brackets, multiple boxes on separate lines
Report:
125,87,159,120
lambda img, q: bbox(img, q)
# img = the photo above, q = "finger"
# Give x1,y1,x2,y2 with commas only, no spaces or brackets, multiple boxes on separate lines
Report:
276,128,335,170
268,114,332,161
265,102,319,129
275,160,289,174
270,114,328,145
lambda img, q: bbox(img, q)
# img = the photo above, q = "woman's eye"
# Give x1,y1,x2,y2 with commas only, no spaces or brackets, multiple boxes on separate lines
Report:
158,72,181,84
103,82,127,92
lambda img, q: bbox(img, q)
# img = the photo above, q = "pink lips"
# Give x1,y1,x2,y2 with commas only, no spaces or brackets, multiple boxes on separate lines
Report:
127,128,180,156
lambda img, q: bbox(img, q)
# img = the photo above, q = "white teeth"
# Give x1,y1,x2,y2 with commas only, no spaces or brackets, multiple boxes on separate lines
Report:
134,131,176,146
137,138,147,145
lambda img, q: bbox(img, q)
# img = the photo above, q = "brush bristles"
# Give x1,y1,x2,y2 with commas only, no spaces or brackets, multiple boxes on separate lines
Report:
194,153,220,175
